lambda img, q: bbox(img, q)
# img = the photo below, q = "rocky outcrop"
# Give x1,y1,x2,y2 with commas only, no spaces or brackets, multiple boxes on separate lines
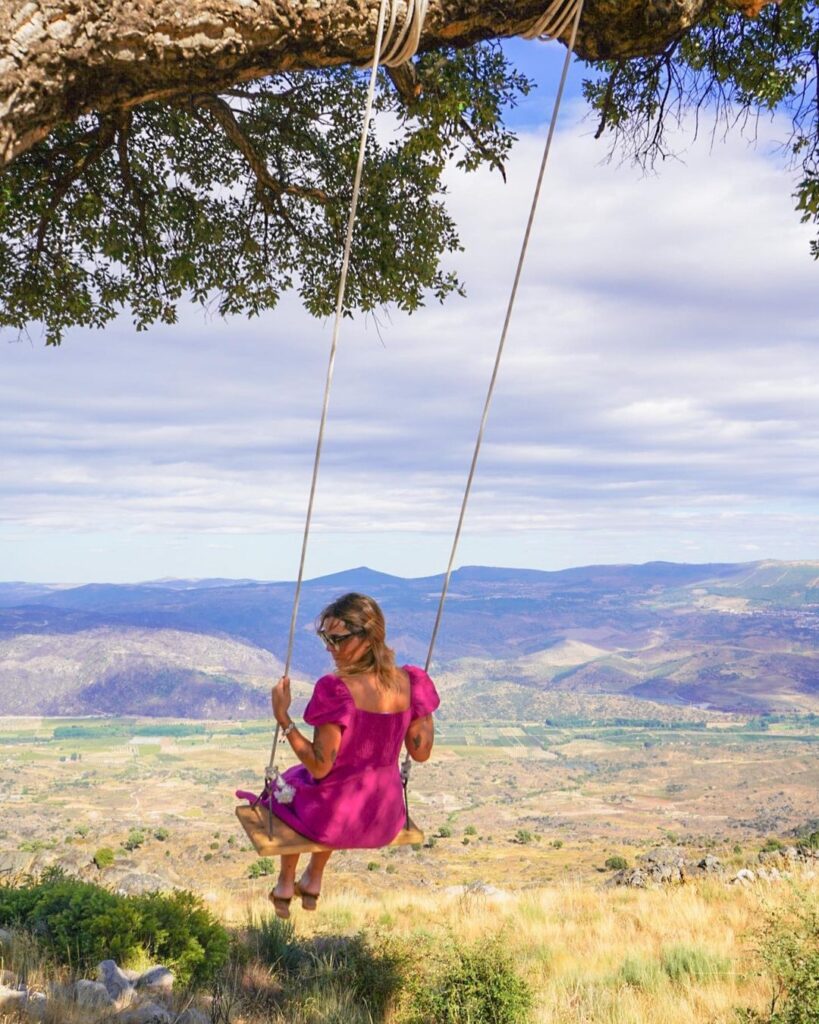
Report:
609,843,819,888
0,945,197,1023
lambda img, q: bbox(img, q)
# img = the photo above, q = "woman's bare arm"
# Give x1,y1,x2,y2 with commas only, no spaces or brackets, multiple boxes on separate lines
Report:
271,675,341,779
284,722,342,780
404,714,434,762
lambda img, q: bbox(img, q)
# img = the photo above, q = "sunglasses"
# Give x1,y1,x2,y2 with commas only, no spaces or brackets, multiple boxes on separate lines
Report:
317,629,362,650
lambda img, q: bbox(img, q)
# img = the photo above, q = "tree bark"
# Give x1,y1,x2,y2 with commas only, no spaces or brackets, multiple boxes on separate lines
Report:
0,0,775,168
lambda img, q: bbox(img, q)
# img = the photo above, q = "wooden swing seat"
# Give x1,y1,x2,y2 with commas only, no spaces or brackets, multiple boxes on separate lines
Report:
236,803,424,856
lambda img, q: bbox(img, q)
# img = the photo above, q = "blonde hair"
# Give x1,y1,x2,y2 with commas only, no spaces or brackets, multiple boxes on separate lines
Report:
317,592,398,690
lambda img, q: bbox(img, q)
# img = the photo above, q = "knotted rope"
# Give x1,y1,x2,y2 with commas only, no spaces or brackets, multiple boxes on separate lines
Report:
401,0,587,802
522,0,583,40
263,0,430,816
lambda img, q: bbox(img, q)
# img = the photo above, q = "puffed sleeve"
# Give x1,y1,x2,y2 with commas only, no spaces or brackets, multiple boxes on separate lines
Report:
408,666,441,720
303,675,355,730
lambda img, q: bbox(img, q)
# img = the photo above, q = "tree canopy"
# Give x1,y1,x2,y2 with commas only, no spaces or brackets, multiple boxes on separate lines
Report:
0,0,805,344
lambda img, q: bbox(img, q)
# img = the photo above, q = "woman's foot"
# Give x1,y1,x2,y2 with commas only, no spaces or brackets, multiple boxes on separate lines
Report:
294,875,321,911
269,883,294,919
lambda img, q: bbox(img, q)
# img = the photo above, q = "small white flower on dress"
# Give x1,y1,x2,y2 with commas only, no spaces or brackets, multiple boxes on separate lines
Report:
274,775,295,804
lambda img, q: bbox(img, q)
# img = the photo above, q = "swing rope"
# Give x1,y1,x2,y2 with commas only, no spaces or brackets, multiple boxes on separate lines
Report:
401,0,587,796
523,0,582,40
265,0,428,791
260,0,585,832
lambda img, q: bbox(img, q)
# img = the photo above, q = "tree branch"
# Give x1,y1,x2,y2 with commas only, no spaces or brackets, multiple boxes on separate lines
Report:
2,0,778,169
34,117,116,254
193,94,330,206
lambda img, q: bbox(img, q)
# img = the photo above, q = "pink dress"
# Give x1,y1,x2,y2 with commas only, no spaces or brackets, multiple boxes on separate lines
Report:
240,665,439,849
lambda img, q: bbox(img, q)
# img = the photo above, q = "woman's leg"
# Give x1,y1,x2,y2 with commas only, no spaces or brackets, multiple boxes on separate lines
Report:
273,853,300,898
299,849,332,895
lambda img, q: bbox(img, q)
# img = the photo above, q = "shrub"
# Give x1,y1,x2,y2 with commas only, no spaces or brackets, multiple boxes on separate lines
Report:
123,829,146,851
465,825,477,836
367,862,380,871
153,828,169,841
248,857,275,878
762,837,784,853
437,825,453,838
93,847,115,869
0,869,228,987
660,945,729,984
514,830,534,845
0,867,142,967
253,914,302,972
605,855,629,871
401,935,532,1024
737,889,819,1024
134,888,230,987
551,839,563,849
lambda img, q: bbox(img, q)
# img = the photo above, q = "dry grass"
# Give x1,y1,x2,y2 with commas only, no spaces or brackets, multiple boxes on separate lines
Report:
219,875,808,1024
3,873,816,1023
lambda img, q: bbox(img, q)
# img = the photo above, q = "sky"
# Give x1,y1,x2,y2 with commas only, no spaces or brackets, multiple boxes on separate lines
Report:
3,40,819,584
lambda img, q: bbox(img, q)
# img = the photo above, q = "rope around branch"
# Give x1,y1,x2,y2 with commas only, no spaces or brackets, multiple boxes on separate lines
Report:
522,0,583,40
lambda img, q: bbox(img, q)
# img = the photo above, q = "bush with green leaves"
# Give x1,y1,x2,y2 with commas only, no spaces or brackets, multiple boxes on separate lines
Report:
93,847,115,869
133,888,230,987
248,857,275,878
0,869,228,986
399,934,532,1024
605,855,629,871
737,889,819,1024
123,829,146,851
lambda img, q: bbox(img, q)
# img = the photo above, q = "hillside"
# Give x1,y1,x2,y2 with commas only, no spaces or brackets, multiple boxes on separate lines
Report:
1,560,818,716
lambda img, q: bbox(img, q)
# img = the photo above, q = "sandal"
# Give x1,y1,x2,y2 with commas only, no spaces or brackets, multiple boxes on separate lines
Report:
294,880,320,911
269,889,292,920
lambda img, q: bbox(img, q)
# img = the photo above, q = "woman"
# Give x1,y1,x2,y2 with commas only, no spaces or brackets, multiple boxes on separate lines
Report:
263,592,439,918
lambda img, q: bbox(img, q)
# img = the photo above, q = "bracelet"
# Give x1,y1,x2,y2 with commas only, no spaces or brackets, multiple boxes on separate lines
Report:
282,721,296,738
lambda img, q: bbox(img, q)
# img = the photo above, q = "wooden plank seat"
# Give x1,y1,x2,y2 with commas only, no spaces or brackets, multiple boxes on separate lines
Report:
237,803,425,856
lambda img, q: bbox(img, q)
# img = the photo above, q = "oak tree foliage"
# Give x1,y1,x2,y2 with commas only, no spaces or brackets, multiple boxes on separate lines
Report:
585,1,819,252
0,1,816,344
0,45,529,344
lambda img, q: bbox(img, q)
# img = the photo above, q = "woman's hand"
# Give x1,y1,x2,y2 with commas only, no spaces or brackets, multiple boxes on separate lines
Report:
271,675,292,727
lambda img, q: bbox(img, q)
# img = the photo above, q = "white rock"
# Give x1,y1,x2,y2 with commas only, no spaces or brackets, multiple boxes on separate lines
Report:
136,966,174,994
735,868,756,884
27,991,48,1021
0,985,26,1011
117,1000,173,1024
76,979,114,1007
97,960,135,1006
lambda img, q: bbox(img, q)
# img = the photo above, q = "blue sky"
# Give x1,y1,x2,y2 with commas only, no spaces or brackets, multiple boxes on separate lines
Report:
3,40,819,583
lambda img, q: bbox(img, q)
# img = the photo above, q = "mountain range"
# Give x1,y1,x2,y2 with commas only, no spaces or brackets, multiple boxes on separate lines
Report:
1,560,818,717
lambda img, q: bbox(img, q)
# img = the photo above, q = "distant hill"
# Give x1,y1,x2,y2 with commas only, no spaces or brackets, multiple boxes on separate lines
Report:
1,560,818,717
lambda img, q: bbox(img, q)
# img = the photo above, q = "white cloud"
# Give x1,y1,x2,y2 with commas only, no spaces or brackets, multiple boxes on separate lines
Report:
2,97,819,580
